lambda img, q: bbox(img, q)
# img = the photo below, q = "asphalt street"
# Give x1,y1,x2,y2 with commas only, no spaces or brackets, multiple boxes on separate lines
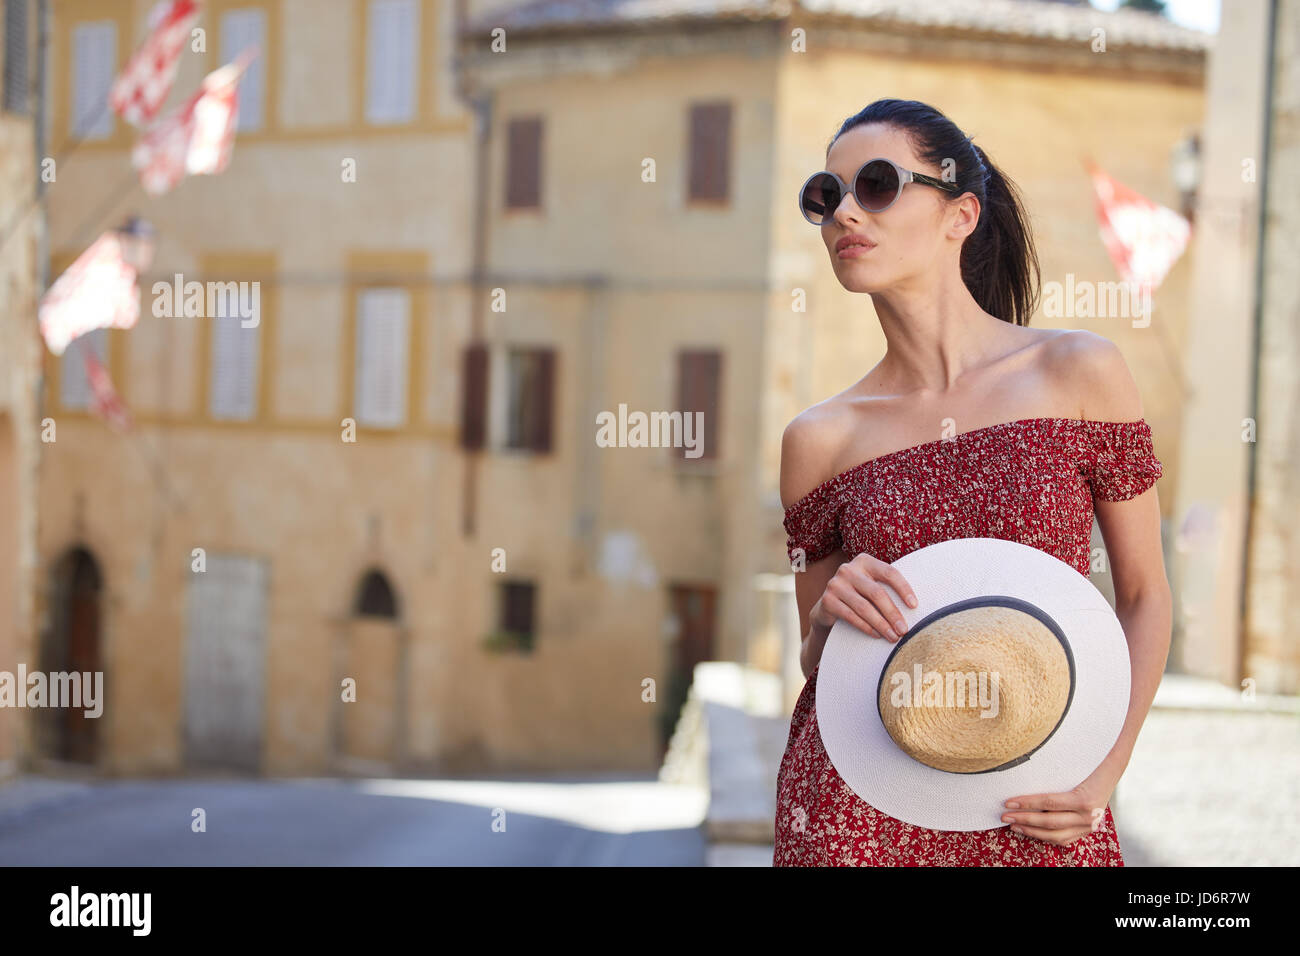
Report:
0,775,709,866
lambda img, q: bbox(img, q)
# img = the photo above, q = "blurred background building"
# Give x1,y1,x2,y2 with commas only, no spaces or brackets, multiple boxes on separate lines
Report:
0,0,43,782
1171,0,1298,696
2,0,1292,788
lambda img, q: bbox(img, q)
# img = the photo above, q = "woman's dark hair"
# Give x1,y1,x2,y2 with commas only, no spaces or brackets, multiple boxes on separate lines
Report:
830,99,1040,327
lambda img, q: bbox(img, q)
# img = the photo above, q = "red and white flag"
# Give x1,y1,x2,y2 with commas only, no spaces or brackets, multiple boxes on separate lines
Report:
1085,160,1191,294
83,346,133,432
108,0,202,128
131,49,256,196
38,232,141,356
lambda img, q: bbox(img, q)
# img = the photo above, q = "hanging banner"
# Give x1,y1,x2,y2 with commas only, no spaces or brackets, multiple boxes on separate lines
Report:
83,346,133,433
132,48,257,196
1085,159,1191,293
38,232,141,356
109,0,203,128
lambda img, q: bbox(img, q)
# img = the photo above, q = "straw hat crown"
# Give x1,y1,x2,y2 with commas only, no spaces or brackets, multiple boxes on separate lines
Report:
877,603,1073,774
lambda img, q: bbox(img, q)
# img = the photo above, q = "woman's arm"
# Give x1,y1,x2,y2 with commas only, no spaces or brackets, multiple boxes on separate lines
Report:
1094,487,1172,781
793,553,842,678
781,409,917,678
1001,331,1172,844
1073,331,1173,777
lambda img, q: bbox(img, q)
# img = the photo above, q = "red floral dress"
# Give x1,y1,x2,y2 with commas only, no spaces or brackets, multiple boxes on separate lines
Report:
775,417,1163,866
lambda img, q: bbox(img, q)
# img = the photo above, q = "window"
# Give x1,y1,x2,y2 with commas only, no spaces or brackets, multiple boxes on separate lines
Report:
365,0,417,124
505,116,542,210
60,328,107,410
4,0,29,114
70,21,115,139
504,347,555,453
688,102,731,203
496,580,536,652
459,344,555,453
355,569,398,619
354,287,410,427
220,8,265,131
210,311,260,420
675,350,721,460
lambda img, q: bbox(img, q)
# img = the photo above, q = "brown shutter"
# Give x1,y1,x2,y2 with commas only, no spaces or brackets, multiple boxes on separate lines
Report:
506,117,542,209
529,348,556,453
677,350,721,460
688,102,731,202
460,343,489,450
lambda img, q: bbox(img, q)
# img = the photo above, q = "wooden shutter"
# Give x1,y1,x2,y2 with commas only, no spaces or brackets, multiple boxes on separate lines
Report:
210,314,259,420
676,350,721,459
220,9,265,131
688,102,731,202
505,117,542,209
60,328,107,409
460,343,489,449
71,21,115,138
356,287,410,427
366,0,417,124
526,348,556,453
4,0,29,114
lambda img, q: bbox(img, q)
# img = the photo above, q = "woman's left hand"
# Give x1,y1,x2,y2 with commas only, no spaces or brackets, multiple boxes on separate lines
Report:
1000,766,1122,847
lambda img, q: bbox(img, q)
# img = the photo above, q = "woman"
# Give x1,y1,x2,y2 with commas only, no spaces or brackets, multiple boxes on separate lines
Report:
775,99,1172,866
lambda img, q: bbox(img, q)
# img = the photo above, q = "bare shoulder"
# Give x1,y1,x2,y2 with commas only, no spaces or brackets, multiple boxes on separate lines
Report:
780,396,857,509
1042,329,1146,421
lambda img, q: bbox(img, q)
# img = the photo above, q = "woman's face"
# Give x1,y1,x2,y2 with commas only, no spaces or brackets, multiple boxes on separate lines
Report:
819,123,962,295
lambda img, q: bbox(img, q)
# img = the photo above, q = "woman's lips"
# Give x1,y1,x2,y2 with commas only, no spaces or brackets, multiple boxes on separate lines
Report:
837,242,876,259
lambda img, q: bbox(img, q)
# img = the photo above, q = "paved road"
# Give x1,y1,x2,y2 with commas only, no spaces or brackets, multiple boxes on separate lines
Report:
1111,708,1300,867
0,775,709,866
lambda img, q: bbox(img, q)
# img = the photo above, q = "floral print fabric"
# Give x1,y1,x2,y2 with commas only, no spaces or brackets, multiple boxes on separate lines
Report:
774,418,1162,866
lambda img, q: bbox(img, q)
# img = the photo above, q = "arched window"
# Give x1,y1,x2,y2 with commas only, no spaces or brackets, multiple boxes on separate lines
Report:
354,568,398,619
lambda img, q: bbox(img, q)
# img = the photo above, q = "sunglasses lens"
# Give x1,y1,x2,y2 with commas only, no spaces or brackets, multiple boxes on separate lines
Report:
800,173,842,224
855,160,900,211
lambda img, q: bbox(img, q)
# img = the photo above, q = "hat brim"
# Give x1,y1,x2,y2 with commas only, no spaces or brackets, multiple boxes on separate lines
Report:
816,537,1130,832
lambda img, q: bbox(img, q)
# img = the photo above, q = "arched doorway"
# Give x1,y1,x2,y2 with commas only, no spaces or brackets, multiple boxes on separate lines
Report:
41,547,104,764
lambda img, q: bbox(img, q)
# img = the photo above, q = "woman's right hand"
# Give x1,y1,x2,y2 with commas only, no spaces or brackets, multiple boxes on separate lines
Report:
811,552,918,642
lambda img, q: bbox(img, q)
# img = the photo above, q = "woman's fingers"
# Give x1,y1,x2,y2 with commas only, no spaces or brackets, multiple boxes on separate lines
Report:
820,554,920,642
874,562,919,610
863,579,910,639
820,591,884,638
830,577,899,641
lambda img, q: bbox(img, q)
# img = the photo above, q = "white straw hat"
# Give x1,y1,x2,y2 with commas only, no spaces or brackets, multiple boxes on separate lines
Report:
816,537,1131,832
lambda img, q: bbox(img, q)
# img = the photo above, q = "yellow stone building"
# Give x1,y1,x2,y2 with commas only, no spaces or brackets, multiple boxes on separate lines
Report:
30,0,1209,776
1,0,43,783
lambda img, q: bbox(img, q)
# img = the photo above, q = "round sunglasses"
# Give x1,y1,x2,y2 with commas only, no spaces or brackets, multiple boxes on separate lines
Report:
798,157,959,225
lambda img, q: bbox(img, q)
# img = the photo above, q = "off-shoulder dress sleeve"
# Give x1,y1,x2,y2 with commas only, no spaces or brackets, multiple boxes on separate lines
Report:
1080,419,1164,502
783,481,844,564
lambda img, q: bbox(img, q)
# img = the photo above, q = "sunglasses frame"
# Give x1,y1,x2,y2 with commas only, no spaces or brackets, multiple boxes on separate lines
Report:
798,157,960,224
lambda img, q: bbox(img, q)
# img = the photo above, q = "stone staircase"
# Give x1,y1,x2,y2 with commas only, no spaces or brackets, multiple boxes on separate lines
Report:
659,661,790,865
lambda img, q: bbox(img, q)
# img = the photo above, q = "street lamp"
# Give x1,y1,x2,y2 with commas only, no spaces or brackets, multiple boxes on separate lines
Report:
114,216,157,275
1170,131,1200,225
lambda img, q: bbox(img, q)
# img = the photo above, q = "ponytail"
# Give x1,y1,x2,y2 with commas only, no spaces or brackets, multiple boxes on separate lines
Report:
962,143,1040,327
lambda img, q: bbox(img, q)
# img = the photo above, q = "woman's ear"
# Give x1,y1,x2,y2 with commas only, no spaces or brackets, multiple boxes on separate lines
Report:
946,192,981,241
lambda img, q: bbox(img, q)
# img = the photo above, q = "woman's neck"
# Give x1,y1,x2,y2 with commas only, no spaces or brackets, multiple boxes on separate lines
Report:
869,280,1009,393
